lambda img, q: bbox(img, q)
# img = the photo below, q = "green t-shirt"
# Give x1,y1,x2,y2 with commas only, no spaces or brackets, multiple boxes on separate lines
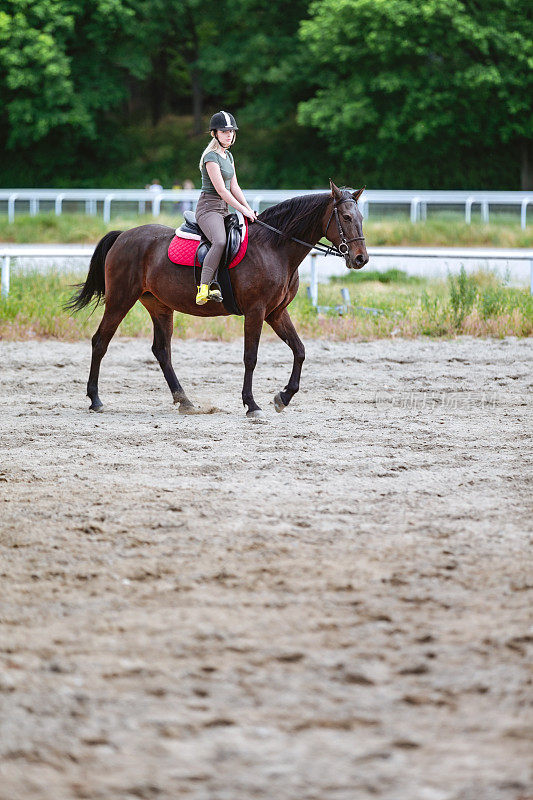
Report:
201,150,235,194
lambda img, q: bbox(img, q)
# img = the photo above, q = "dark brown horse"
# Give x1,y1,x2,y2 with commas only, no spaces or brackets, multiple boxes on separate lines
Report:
68,180,368,419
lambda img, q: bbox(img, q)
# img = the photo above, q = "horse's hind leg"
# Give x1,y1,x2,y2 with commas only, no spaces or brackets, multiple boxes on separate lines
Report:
140,294,194,412
266,307,305,412
87,297,138,411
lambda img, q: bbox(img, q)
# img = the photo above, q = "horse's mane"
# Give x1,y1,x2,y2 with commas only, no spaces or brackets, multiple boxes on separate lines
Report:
254,192,331,246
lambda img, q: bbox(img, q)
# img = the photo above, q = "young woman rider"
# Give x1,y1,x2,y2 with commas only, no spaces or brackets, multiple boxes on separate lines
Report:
195,110,257,305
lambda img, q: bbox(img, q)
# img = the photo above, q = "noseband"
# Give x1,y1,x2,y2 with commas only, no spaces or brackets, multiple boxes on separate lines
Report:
324,197,366,256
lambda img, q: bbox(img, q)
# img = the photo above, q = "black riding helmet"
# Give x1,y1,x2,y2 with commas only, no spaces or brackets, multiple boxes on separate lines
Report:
209,110,238,131
210,111,238,149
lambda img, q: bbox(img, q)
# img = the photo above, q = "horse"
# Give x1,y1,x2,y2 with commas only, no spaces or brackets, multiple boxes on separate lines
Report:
67,179,368,419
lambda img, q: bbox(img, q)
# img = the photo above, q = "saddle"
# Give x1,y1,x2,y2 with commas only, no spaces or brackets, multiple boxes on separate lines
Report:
167,211,248,315
180,210,243,270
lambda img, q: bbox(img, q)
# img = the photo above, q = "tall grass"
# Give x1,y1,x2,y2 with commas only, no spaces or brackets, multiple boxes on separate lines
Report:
0,266,531,341
0,213,181,244
311,267,532,338
366,212,533,248
1,211,532,247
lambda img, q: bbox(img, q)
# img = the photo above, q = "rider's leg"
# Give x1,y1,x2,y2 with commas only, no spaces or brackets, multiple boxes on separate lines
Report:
195,209,226,303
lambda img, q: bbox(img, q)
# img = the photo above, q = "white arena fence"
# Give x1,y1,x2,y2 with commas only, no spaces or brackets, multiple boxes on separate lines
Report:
0,189,532,228
1,243,532,300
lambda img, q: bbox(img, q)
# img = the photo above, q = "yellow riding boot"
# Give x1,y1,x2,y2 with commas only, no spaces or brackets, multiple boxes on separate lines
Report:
196,283,210,305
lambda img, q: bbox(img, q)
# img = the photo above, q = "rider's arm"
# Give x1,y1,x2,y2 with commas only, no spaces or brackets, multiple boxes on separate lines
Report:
230,174,256,217
205,162,254,219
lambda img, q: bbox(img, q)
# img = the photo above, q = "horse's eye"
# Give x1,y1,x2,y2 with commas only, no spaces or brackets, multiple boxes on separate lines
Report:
343,214,350,221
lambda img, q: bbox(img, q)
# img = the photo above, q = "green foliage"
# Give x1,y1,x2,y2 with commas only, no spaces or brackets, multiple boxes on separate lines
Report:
478,283,533,321
0,0,531,188
448,265,478,326
366,213,533,247
479,286,505,319
0,0,144,148
0,212,182,242
297,0,533,187
421,289,440,318
301,267,532,337
1,211,532,248
418,289,449,335
330,268,425,284
1,266,530,340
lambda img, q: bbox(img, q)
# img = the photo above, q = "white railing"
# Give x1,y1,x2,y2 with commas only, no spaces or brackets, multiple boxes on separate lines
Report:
0,244,94,298
0,189,531,228
307,248,533,304
2,243,532,299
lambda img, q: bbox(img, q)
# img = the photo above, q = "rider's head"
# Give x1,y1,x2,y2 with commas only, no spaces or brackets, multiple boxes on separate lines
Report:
209,110,238,149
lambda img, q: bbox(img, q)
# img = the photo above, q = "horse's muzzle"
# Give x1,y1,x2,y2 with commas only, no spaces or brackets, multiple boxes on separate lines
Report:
347,251,369,270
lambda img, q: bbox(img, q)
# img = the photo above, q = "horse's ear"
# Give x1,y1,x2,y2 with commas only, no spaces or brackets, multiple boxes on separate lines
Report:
329,178,342,199
352,185,366,203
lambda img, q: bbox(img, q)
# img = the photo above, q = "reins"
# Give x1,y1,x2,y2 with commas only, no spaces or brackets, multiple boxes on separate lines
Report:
254,196,365,258
253,218,342,257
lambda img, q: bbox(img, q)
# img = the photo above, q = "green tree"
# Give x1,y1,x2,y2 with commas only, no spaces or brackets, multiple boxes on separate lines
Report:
193,0,332,187
297,0,533,188
129,0,228,133
196,0,311,123
0,0,146,149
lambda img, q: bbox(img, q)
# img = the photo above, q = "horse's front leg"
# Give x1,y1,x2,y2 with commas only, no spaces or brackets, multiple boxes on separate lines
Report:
242,308,266,420
266,307,305,412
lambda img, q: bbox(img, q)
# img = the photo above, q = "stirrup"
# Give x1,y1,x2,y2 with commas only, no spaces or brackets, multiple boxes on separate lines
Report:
208,281,223,303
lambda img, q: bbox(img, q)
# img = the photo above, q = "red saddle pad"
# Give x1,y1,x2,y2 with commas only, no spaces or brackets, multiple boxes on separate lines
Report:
167,219,249,268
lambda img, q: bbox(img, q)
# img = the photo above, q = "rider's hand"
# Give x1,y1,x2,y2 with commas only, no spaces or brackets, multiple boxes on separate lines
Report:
245,209,257,222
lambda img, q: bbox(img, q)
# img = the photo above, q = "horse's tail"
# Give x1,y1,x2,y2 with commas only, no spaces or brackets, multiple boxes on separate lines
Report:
65,230,123,313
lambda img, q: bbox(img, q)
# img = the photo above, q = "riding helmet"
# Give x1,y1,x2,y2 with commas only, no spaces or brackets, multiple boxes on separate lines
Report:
209,110,238,131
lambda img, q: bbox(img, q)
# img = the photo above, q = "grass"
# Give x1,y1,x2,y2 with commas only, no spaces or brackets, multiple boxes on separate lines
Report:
1,210,531,340
1,266,531,341
0,212,181,244
307,267,532,339
364,212,533,248
1,210,533,247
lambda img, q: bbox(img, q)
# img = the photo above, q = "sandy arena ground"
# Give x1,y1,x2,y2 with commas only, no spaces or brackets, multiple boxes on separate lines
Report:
0,335,532,800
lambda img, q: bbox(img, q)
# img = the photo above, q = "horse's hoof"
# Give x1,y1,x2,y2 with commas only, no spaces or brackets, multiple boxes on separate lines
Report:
273,392,287,413
89,402,103,412
246,409,267,422
178,404,196,415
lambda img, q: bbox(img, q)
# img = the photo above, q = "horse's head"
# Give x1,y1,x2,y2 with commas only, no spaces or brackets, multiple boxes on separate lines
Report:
325,180,369,270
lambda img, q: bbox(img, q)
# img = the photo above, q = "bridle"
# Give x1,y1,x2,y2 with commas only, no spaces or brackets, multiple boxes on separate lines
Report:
324,196,366,256
254,194,365,259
